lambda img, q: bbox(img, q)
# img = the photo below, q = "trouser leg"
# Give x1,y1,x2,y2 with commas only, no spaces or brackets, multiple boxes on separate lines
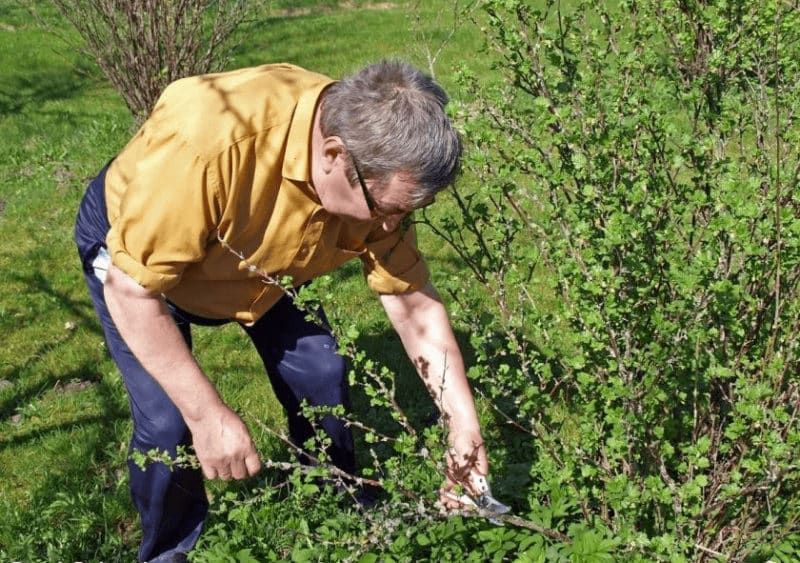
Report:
243,293,355,475
82,271,207,562
75,168,206,562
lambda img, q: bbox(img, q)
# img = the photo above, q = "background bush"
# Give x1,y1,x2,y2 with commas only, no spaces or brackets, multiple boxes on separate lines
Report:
48,0,267,119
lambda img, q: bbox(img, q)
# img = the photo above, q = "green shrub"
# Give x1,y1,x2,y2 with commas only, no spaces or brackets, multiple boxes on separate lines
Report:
7,1,798,560
426,0,800,559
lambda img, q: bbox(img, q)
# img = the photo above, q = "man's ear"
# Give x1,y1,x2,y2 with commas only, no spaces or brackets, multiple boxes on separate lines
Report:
320,136,346,174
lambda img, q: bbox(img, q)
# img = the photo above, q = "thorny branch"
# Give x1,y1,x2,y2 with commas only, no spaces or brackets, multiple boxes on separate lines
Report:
212,235,570,535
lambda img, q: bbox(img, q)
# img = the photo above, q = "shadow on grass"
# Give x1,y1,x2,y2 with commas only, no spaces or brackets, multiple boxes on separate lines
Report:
0,267,103,379
348,325,536,512
0,259,110,422
0,67,90,116
0,405,125,451
17,269,100,328
0,361,105,423
0,293,138,558
0,373,140,560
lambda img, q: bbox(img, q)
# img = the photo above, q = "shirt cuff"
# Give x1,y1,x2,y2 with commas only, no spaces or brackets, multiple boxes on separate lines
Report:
107,237,182,294
365,254,430,294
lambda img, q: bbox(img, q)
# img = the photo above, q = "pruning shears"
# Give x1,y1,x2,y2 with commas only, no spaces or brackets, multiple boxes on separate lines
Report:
444,474,511,524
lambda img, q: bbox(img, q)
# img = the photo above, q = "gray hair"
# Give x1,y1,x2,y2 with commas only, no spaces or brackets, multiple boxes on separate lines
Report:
319,60,462,207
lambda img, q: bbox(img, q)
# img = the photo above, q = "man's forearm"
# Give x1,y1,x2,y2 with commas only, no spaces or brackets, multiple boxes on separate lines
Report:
408,314,478,429
103,263,223,423
104,263,261,480
382,281,489,489
380,283,480,431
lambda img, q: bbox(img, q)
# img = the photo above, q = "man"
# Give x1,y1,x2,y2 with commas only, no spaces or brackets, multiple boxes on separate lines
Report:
75,60,489,562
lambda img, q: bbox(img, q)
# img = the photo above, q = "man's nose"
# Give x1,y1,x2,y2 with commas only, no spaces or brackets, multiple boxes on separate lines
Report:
381,214,405,232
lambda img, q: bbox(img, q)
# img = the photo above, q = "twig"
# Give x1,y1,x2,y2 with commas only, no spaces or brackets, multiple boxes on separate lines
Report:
451,507,571,544
252,418,571,543
695,542,725,558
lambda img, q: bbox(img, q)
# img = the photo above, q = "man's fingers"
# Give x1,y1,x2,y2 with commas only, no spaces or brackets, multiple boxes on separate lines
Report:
445,434,490,496
245,453,262,477
205,459,232,480
439,490,462,509
199,452,261,481
231,447,262,479
439,487,478,511
230,459,247,480
201,464,217,480
440,432,493,512
439,475,466,511
445,453,477,489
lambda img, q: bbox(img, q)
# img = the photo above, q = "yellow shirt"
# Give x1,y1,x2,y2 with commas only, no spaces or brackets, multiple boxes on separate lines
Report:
104,64,429,324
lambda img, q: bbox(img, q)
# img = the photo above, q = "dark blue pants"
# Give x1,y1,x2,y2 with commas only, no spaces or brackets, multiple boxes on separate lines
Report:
75,165,354,562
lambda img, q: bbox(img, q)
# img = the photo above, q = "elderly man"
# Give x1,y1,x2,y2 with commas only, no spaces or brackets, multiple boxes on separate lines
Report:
74,60,489,562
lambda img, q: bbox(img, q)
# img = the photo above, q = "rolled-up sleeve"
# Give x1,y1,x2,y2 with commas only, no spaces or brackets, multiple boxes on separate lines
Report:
105,119,222,294
361,221,430,294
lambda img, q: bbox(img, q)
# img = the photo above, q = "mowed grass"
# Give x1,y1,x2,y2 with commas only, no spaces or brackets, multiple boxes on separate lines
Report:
0,1,491,558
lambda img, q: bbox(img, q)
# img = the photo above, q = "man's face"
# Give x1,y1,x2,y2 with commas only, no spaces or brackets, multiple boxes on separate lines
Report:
315,140,434,232
352,160,434,232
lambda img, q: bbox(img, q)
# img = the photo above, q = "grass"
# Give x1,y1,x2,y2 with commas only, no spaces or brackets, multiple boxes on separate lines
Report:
0,0,493,559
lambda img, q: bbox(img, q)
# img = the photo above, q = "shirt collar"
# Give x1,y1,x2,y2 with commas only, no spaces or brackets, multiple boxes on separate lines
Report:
282,79,334,182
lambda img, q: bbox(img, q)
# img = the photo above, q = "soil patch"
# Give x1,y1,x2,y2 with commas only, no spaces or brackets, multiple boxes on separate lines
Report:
54,379,94,393
274,2,399,17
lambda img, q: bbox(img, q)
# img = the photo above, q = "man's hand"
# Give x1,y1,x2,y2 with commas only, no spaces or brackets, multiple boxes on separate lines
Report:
439,427,489,509
187,404,262,481
104,263,261,481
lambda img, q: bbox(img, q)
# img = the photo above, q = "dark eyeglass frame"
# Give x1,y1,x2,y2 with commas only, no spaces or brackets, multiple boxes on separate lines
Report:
348,149,433,220
349,152,377,213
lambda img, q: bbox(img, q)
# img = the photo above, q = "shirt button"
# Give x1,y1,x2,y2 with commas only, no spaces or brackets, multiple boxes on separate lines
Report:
297,244,308,258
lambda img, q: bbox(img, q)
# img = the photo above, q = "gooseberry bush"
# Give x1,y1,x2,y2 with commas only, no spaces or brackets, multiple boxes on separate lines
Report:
423,0,800,560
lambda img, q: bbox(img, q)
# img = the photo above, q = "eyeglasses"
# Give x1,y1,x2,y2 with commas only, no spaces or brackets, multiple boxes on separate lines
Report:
349,152,378,214
348,150,435,219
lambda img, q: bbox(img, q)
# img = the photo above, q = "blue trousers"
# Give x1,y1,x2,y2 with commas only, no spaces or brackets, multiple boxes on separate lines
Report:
75,165,354,562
